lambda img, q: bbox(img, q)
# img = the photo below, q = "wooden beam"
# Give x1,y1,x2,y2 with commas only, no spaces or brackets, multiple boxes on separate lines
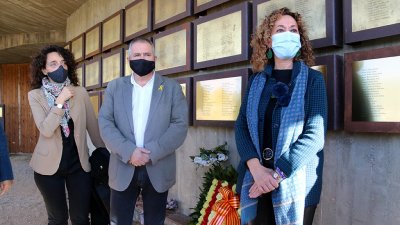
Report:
0,31,65,50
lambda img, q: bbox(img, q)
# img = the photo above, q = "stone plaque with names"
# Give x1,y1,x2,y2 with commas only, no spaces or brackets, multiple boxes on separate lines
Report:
193,69,250,126
154,0,191,29
102,50,122,86
156,30,187,71
344,0,400,43
254,0,341,48
352,0,400,32
196,76,242,121
125,0,151,41
103,11,123,51
351,56,400,122
344,46,400,133
256,0,326,40
194,2,249,69
154,23,192,75
85,24,101,58
85,59,101,89
197,11,242,63
71,34,84,62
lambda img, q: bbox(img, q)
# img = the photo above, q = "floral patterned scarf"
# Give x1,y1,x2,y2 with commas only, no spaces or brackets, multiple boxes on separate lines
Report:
41,77,71,137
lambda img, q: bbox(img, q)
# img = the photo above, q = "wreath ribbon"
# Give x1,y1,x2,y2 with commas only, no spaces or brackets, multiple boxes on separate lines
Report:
209,187,240,225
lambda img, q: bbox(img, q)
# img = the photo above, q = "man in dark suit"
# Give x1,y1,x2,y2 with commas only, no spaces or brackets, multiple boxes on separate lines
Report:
0,121,13,196
98,38,188,225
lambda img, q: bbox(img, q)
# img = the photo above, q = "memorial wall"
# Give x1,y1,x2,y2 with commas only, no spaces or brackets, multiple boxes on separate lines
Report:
66,0,400,133
66,0,400,222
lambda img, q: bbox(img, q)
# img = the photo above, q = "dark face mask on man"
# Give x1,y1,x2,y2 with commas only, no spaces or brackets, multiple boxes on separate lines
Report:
129,59,155,77
47,65,68,83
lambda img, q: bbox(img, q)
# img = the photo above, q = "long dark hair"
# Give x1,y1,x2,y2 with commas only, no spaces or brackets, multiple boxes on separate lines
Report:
30,45,78,89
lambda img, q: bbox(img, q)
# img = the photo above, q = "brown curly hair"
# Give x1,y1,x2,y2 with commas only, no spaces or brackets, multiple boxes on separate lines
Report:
30,45,78,89
250,7,314,72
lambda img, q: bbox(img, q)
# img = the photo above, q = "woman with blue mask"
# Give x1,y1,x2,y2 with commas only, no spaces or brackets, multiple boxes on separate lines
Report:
28,45,105,225
235,7,327,225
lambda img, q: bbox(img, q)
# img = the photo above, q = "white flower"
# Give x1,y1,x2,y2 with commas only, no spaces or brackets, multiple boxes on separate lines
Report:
210,157,218,163
217,153,228,161
194,156,203,164
190,144,230,167
201,160,211,166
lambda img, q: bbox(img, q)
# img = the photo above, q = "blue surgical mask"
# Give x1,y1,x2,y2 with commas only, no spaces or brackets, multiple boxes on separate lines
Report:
271,32,301,60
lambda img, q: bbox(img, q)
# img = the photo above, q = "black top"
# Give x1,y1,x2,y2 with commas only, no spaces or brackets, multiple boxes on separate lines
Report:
262,69,292,168
57,119,81,175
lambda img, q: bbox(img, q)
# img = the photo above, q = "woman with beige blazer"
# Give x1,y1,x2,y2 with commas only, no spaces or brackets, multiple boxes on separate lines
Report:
28,45,105,225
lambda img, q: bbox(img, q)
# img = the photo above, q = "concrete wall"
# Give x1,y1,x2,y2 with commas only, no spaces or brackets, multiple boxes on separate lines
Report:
314,132,400,225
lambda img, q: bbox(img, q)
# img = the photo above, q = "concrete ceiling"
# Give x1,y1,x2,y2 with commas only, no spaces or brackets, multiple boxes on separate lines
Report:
0,0,87,64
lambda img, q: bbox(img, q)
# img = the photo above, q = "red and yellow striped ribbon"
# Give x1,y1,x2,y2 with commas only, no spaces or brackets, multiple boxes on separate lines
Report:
209,187,240,225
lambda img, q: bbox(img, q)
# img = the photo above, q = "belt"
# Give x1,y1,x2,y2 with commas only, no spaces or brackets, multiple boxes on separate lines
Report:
262,148,274,161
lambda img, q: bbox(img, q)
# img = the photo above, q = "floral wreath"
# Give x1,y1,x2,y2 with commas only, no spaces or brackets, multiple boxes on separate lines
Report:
189,143,239,225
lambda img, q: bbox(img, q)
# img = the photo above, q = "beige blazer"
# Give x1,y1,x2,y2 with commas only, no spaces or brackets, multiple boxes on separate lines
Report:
28,86,105,175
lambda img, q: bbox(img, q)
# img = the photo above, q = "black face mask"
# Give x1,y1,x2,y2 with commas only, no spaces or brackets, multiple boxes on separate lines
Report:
47,66,68,83
129,59,155,77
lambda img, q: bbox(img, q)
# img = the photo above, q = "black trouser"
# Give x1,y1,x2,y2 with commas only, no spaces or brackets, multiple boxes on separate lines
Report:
109,166,168,225
34,168,91,225
253,193,317,225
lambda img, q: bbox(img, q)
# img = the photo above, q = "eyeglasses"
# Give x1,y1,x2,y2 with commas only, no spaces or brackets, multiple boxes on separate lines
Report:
47,60,66,69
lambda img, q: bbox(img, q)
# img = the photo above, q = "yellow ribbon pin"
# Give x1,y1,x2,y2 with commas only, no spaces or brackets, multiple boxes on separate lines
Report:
158,85,164,91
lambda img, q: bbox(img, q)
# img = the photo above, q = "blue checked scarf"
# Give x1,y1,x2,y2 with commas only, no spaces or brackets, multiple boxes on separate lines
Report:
241,61,308,225
41,77,71,137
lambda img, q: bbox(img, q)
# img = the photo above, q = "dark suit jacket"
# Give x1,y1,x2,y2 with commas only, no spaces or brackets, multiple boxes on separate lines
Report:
0,121,13,182
98,73,188,192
